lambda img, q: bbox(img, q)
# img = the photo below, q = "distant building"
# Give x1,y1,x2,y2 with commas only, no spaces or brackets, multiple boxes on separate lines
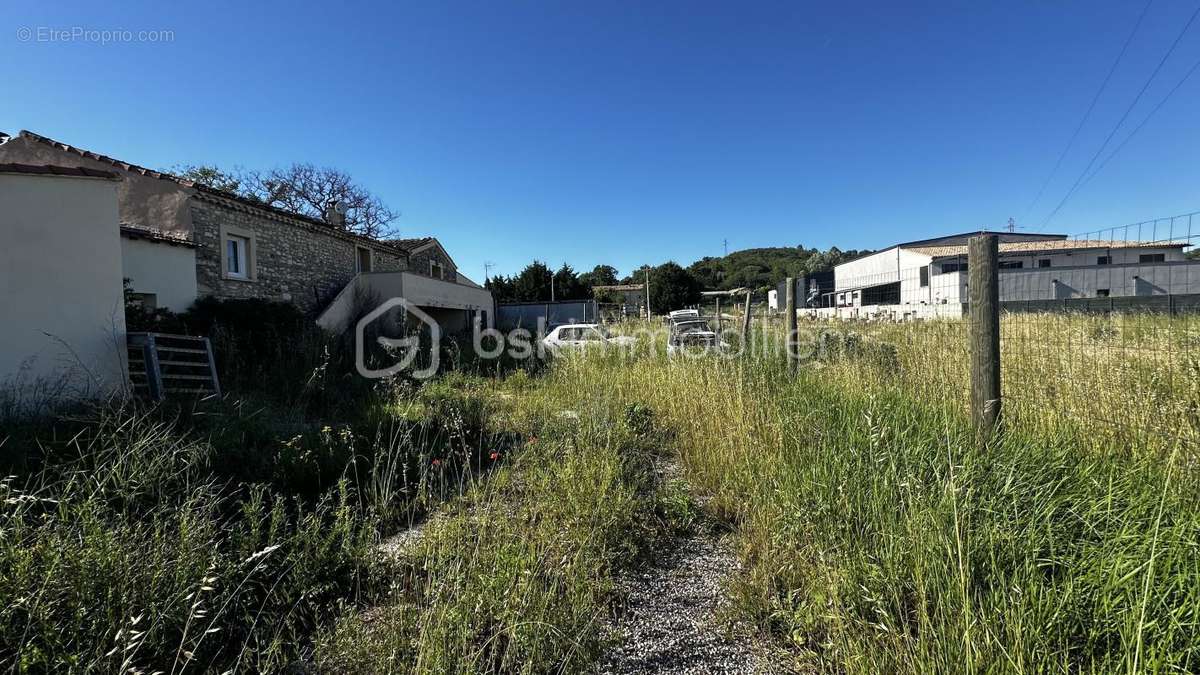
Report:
592,283,647,318
775,271,835,310
814,231,1197,319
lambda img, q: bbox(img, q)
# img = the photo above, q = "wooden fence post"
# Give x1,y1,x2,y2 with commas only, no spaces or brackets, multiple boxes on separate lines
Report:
741,291,752,344
969,234,1001,445
644,269,651,319
785,277,797,370
715,297,722,336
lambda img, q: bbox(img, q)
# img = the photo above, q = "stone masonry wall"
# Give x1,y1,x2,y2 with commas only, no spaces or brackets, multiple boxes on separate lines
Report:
409,245,457,283
191,197,407,312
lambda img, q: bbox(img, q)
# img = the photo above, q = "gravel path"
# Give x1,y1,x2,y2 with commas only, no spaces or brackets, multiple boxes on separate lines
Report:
599,470,788,674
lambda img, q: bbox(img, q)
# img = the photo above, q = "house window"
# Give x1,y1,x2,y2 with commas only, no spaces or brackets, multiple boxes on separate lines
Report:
356,246,373,273
1097,255,1112,265
1038,259,1052,268
430,260,444,279
919,266,929,288
226,235,250,279
1096,289,1110,297
940,262,966,274
999,261,1024,269
128,292,158,310
1139,253,1166,263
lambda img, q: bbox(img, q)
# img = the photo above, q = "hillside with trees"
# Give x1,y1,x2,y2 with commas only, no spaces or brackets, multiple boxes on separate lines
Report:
687,245,871,292
488,245,871,311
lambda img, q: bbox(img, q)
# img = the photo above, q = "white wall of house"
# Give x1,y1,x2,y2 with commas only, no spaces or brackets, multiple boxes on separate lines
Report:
120,236,198,312
316,271,496,334
0,172,128,399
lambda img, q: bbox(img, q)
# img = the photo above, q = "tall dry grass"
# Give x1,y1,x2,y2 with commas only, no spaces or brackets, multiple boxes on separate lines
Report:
530,316,1200,672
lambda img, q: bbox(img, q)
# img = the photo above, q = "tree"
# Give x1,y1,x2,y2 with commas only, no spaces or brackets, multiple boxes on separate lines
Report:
552,264,587,301
648,262,702,313
485,274,517,302
170,164,245,194
512,261,553,301
168,163,399,239
685,245,871,291
578,264,619,289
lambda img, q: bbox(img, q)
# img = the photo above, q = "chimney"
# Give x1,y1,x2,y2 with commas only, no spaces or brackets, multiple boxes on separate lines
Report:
324,198,346,228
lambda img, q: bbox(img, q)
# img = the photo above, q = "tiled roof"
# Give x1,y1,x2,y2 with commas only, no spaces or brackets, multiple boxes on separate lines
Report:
120,224,197,248
15,130,409,254
386,237,435,251
0,162,119,180
908,239,1188,258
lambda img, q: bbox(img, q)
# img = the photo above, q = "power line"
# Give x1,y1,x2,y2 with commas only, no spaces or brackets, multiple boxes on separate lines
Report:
1038,1,1200,230
1020,0,1154,221
1077,50,1200,191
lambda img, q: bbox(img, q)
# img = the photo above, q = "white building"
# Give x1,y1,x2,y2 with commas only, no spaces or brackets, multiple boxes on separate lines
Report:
0,164,129,400
818,230,1196,319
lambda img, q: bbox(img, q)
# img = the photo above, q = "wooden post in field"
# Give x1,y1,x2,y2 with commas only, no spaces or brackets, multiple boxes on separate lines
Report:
785,277,797,370
644,268,651,319
969,234,1001,445
715,297,722,336
741,290,752,344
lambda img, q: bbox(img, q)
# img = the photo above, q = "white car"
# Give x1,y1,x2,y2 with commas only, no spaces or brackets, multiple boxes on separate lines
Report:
667,309,700,324
666,318,727,356
541,323,635,355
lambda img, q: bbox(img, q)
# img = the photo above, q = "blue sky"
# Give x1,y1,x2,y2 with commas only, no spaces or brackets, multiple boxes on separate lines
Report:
4,1,1200,281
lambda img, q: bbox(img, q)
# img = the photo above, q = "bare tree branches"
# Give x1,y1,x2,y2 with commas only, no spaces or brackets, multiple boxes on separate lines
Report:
170,163,399,239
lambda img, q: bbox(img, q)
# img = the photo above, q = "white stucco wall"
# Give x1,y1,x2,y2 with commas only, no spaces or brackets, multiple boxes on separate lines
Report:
316,271,496,333
0,172,128,400
120,236,198,312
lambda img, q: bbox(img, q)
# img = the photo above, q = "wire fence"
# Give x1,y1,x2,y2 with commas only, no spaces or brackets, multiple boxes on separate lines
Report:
789,212,1200,453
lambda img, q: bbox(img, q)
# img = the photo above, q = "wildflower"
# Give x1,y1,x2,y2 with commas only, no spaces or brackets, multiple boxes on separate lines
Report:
321,425,333,434
527,436,538,445
431,458,442,467
490,452,500,461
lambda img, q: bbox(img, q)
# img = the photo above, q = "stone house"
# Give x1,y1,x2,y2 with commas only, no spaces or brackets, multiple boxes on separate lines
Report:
0,130,491,327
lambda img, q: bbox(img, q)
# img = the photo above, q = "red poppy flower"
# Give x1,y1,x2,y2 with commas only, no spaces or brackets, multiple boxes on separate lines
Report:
490,452,500,461
431,458,442,466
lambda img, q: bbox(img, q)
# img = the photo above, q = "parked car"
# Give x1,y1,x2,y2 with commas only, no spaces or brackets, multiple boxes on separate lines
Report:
666,318,727,356
668,309,700,322
541,323,636,355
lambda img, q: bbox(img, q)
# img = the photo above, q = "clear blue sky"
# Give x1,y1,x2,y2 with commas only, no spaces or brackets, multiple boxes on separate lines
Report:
4,1,1200,281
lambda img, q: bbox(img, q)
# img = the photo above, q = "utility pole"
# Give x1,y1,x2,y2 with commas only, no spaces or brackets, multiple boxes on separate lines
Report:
484,261,495,283
723,239,728,257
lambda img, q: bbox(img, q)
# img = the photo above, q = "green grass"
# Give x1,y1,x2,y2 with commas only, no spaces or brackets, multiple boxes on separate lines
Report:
315,393,669,673
533,326,1200,672
4,309,1198,673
